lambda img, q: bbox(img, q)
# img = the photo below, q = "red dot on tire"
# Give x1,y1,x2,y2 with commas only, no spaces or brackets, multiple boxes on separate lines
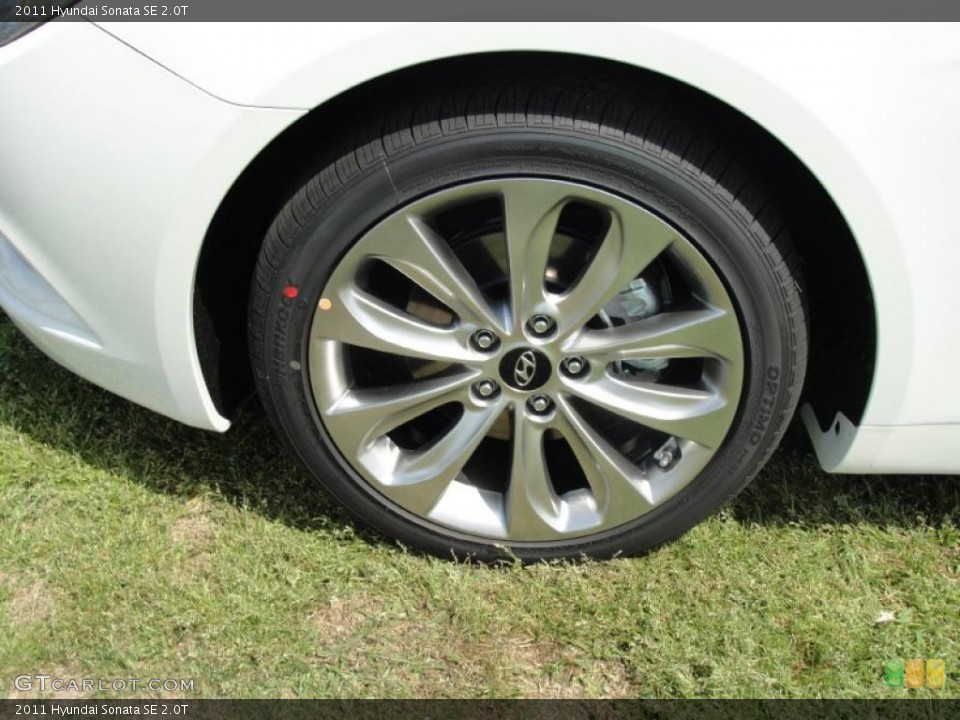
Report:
283,285,299,299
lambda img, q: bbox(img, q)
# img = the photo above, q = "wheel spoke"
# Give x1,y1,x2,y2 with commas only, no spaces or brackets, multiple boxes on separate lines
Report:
324,371,478,454
505,416,562,538
361,213,504,333
501,181,570,330
554,206,676,338
565,374,733,449
377,404,504,516
565,306,741,363
554,396,654,521
315,284,474,363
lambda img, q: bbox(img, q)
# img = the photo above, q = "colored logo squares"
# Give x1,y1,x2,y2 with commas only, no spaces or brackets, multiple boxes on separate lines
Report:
886,658,946,689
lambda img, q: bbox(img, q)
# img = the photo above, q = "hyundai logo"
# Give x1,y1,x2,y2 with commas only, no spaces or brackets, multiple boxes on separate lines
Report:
513,350,538,388
500,347,551,391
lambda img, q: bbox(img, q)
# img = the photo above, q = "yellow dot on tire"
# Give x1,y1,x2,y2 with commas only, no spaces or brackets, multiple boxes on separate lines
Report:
318,298,332,311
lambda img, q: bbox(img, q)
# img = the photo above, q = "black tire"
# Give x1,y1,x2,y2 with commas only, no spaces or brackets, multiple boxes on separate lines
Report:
248,70,807,562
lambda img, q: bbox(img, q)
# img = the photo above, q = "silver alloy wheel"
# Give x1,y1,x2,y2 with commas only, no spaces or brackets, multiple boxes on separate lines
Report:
308,178,744,542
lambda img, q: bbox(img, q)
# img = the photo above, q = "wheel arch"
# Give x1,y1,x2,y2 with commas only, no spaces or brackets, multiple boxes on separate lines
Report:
194,51,876,440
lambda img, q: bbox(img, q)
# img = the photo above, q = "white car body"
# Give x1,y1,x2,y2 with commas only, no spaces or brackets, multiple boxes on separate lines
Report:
1,21,958,473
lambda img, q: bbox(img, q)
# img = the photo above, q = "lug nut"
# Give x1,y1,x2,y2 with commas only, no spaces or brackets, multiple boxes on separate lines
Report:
528,395,553,414
471,329,499,351
528,315,555,337
654,449,675,469
561,357,588,377
473,379,499,398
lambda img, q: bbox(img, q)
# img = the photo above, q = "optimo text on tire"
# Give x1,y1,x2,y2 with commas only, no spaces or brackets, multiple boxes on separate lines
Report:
249,71,807,562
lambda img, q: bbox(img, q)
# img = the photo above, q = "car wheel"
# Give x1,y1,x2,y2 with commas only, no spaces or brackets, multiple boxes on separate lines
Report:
249,76,807,561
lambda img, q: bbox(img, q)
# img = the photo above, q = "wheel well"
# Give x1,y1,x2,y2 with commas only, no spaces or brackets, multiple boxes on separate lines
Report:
194,52,875,429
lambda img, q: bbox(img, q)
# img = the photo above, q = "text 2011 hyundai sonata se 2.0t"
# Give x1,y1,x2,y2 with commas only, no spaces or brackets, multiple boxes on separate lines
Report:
1,21,957,561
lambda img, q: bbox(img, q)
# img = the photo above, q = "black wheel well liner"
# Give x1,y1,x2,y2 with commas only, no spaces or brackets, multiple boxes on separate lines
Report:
194,52,875,432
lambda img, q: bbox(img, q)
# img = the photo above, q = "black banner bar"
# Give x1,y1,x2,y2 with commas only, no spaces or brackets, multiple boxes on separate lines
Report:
2,700,960,720
4,0,960,22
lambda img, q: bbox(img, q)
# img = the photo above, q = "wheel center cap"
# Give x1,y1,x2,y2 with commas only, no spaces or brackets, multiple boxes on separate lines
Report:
500,348,551,391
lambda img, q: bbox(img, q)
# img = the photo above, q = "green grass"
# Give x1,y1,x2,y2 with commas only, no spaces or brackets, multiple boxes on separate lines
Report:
0,312,957,699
